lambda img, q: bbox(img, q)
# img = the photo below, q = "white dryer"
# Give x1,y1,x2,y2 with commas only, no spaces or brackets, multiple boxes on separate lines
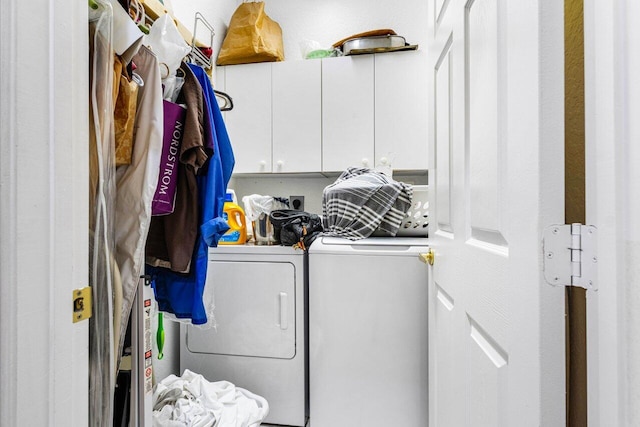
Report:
308,236,429,427
180,245,307,427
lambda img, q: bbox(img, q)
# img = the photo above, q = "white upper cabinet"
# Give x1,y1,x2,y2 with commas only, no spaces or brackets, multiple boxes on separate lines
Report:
272,60,322,172
321,55,375,172
224,62,272,173
375,50,429,170
220,52,428,175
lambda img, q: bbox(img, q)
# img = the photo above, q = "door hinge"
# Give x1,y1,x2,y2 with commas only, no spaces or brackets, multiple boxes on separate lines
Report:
543,223,597,290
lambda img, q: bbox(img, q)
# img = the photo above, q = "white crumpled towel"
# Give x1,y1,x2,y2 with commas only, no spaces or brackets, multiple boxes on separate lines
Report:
152,369,269,427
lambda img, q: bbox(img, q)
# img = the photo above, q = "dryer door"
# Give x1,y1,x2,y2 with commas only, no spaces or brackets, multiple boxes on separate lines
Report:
186,260,296,359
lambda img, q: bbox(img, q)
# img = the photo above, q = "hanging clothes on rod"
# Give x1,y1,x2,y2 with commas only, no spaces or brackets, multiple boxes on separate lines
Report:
88,0,238,424
147,62,235,326
146,62,208,276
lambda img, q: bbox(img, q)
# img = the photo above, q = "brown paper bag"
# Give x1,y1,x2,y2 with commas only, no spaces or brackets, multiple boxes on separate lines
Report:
113,56,138,166
217,2,284,66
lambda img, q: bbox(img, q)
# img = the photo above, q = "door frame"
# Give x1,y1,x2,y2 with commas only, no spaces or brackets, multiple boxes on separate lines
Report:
0,1,89,425
585,0,640,425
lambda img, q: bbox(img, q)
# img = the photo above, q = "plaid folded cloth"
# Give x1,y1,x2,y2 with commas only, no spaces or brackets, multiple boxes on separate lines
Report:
322,167,413,240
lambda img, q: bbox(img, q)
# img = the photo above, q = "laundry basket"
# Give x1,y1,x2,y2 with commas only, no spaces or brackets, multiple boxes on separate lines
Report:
395,185,429,236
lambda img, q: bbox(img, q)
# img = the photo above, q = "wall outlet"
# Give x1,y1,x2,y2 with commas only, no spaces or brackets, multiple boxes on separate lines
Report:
289,196,305,211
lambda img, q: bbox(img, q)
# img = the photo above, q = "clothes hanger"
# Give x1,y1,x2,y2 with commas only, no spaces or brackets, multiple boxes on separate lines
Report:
214,89,234,111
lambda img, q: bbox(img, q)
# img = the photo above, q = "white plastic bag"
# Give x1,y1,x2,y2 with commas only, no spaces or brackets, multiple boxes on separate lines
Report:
241,194,288,221
242,195,289,245
145,14,191,98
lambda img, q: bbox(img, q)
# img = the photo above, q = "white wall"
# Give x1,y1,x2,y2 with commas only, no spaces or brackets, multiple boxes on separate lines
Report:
255,0,429,61
172,0,429,64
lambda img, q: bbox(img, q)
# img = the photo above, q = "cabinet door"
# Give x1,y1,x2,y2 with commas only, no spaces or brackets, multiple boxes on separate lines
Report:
186,260,296,359
223,63,272,173
375,50,429,170
322,56,375,172
272,60,322,173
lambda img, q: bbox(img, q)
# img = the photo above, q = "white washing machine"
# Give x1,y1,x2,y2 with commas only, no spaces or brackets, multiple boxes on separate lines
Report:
308,236,429,427
180,245,307,427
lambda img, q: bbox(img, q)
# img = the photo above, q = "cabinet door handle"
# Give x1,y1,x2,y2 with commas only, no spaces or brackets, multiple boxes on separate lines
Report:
276,160,284,169
361,158,370,166
279,292,288,330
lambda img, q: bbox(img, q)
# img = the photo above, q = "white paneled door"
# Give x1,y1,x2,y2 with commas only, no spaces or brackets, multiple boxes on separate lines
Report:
426,0,565,426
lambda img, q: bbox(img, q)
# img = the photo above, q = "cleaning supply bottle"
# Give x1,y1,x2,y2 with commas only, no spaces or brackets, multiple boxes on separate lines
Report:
219,191,247,245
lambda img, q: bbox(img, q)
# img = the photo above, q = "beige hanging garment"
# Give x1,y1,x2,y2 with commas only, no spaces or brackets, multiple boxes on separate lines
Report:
113,45,163,365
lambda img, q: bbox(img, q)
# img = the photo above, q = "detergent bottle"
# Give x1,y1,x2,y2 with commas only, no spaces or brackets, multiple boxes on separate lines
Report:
219,191,247,245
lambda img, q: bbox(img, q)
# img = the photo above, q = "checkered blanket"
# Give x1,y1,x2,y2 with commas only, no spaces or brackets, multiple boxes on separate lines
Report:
322,167,413,240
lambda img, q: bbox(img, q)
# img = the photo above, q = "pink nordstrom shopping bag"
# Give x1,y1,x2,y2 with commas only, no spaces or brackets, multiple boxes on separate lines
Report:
152,100,186,215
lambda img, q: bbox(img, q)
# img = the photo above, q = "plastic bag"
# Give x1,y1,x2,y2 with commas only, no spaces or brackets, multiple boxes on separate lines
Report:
145,14,191,99
241,194,288,221
300,39,341,60
242,194,288,245
217,2,284,65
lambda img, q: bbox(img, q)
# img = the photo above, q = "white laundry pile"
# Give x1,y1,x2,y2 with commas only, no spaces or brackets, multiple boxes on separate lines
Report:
152,369,269,427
